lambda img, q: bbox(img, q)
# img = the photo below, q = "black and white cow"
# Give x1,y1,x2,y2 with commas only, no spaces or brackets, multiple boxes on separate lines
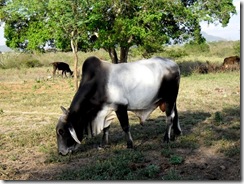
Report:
56,56,181,155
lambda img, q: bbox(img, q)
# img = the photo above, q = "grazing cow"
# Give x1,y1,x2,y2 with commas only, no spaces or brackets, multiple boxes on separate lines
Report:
56,56,181,155
51,62,73,77
222,56,240,69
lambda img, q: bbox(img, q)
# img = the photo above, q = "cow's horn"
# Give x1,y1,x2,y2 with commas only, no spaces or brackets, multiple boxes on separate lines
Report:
60,106,69,115
68,126,81,144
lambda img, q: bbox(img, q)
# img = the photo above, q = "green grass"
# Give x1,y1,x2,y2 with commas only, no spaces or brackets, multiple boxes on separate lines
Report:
57,150,161,180
163,169,181,180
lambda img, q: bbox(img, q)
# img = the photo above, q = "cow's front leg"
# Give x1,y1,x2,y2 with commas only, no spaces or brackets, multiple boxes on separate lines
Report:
116,105,133,148
101,125,110,147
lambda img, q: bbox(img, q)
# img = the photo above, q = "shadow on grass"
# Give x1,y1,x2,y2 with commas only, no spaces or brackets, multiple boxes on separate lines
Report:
26,106,240,180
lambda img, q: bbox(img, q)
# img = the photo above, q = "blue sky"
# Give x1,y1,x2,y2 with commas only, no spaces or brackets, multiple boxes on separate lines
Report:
0,0,241,46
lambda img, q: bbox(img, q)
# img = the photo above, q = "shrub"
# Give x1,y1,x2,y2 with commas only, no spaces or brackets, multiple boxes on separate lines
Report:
169,155,184,165
164,49,188,59
22,59,43,68
233,41,240,56
184,43,210,54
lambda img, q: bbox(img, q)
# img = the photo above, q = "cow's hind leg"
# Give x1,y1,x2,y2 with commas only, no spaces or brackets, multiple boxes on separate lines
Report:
62,71,66,78
163,102,181,143
116,105,133,148
53,67,57,77
172,104,181,137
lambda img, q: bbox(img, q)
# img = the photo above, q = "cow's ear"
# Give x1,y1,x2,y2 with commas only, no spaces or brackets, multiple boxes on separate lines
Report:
60,106,69,115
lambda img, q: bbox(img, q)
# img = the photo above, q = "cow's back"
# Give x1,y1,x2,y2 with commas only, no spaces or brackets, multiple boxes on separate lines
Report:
106,57,179,109
59,62,69,70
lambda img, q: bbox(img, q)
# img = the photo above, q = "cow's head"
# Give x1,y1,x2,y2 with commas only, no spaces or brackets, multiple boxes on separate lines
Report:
56,105,116,156
56,106,81,156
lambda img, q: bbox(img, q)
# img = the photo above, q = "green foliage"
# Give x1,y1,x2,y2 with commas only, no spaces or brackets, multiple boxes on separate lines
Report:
0,0,237,63
169,155,184,165
207,41,239,58
22,59,42,68
214,111,223,124
192,0,237,26
184,42,210,54
233,41,240,56
164,48,188,59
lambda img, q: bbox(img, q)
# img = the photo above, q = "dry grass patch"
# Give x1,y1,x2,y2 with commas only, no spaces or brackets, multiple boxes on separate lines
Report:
0,64,240,180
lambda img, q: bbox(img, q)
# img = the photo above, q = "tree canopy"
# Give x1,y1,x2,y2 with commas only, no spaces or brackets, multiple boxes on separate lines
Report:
0,0,237,63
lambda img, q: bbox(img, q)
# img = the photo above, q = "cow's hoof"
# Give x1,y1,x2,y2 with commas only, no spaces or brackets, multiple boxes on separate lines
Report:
97,145,104,150
163,134,170,143
98,144,110,150
173,128,182,136
127,141,134,149
170,134,175,141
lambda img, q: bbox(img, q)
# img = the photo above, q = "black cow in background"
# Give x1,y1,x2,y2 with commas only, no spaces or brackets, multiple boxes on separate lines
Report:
51,62,73,77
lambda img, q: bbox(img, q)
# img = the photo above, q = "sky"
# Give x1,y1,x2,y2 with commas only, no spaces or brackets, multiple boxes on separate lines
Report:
0,0,241,46
200,0,240,41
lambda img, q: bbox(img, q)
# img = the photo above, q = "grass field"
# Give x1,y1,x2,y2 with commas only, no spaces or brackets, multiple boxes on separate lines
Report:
0,54,240,180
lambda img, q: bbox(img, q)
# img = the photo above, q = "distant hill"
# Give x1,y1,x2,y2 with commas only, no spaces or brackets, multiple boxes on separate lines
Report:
201,31,226,42
0,45,13,53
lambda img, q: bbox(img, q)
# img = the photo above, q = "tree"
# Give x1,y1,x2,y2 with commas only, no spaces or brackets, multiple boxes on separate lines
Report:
1,0,237,65
0,0,50,51
48,0,91,90
86,0,236,63
1,0,92,90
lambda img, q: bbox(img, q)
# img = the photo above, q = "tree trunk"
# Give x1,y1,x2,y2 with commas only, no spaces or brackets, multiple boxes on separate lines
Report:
71,38,79,91
108,47,119,64
120,47,129,63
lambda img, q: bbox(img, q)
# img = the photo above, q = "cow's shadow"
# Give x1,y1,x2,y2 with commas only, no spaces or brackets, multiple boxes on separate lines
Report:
75,106,239,152
77,110,212,152
114,111,211,146
27,106,240,180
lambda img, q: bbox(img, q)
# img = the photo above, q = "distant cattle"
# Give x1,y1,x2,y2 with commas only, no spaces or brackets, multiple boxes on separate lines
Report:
51,62,73,77
222,56,240,70
56,56,181,156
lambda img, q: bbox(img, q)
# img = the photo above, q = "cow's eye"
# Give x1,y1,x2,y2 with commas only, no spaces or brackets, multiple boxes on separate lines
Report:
58,129,65,136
